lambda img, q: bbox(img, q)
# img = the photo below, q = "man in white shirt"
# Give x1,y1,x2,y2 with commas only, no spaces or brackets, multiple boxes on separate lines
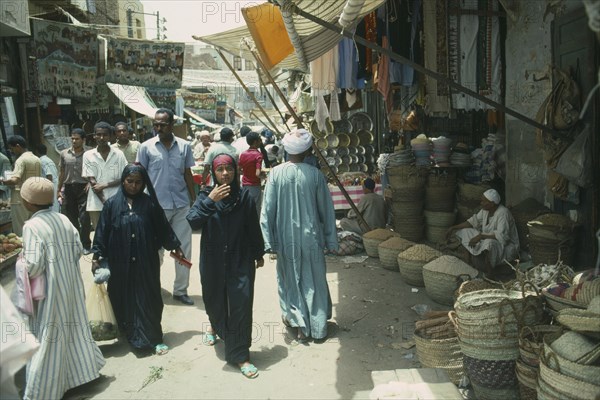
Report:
82,122,128,228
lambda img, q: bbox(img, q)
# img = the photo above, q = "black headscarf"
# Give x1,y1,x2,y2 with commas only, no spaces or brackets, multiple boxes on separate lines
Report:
109,163,161,224
200,153,241,214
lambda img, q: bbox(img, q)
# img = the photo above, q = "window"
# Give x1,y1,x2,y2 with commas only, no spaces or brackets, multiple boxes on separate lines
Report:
135,18,142,39
245,60,254,70
233,56,242,71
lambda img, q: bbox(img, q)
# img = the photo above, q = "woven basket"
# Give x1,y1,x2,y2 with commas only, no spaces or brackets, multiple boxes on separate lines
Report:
422,256,479,306
519,325,563,367
463,355,518,389
470,382,520,400
456,201,479,222
555,308,600,337
423,209,457,227
455,289,543,322
538,351,600,399
454,279,503,300
414,329,465,385
387,166,428,188
425,225,447,244
424,186,456,212
389,186,425,202
391,201,424,218
392,221,424,242
458,182,490,202
362,229,401,257
516,359,538,400
377,237,414,271
397,245,443,286
542,287,587,312
458,337,521,361
543,332,600,383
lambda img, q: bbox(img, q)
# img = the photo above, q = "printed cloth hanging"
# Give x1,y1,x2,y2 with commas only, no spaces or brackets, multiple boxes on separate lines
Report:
311,45,341,131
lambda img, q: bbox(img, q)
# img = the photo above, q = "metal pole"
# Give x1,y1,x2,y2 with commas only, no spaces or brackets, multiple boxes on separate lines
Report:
216,49,284,138
249,48,371,232
283,3,559,136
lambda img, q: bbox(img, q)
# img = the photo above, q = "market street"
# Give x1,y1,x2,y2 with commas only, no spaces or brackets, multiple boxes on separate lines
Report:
1,231,444,399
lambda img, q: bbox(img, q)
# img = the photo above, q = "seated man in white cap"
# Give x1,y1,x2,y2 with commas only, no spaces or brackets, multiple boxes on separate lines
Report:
446,189,520,276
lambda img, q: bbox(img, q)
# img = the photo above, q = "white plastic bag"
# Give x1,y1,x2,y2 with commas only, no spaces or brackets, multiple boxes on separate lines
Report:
86,283,118,341
554,124,592,188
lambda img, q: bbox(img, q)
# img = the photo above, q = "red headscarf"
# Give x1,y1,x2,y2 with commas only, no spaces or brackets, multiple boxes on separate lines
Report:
212,154,234,171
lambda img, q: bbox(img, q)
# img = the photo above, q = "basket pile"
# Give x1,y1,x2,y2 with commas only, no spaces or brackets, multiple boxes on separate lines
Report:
413,311,465,384
362,229,401,258
537,331,600,399
527,213,576,265
424,209,456,244
452,289,545,400
396,244,443,286
456,181,490,222
424,170,457,213
387,165,428,242
422,255,479,305
509,197,551,250
377,237,414,271
516,325,563,400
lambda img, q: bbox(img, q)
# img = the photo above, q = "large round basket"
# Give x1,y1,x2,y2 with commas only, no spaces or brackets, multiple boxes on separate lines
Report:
389,186,425,202
542,287,587,313
470,382,520,400
542,332,600,384
455,289,544,322
454,279,503,300
422,256,478,306
427,171,457,187
414,329,464,384
425,225,447,244
463,355,518,388
538,350,600,400
424,186,456,212
397,245,443,286
458,182,490,202
387,166,428,189
392,221,424,242
456,201,479,222
362,229,401,258
391,201,424,218
519,325,563,367
423,209,456,227
555,308,600,338
377,237,415,271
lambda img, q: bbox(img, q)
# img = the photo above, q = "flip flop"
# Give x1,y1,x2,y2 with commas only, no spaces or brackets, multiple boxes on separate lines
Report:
203,332,217,346
155,343,169,355
240,363,259,379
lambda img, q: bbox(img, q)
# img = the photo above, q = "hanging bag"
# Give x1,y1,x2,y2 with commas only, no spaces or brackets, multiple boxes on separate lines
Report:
86,283,119,341
12,256,46,315
554,124,593,188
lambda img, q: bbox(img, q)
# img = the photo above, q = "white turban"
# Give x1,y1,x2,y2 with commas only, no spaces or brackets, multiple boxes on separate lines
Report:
483,189,501,205
282,128,312,155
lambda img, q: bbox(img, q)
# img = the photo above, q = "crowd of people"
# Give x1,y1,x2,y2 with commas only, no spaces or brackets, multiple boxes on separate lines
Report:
1,106,519,397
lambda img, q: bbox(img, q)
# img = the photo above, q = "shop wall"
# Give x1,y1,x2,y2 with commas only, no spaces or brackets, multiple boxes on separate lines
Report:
504,1,553,208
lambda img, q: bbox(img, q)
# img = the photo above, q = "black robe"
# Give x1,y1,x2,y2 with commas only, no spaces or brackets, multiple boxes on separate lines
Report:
186,188,265,364
93,193,180,349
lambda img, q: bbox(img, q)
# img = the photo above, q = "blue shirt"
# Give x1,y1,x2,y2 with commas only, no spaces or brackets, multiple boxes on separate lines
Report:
136,136,195,210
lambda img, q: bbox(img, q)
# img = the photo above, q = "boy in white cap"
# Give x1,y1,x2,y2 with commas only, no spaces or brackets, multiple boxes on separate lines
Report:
446,189,520,276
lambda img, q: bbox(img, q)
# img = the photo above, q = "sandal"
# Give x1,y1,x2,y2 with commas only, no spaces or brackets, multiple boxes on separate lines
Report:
240,363,259,379
155,343,169,355
204,331,217,346
281,316,291,328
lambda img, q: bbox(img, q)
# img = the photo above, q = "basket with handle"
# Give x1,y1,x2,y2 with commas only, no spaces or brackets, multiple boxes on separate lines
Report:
414,327,465,385
462,355,518,389
515,358,538,400
542,331,600,383
519,325,563,367
538,351,600,400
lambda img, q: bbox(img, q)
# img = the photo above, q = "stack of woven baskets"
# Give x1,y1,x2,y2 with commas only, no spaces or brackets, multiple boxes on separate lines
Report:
377,237,414,271
396,244,443,286
455,181,489,222
527,213,576,265
362,229,402,258
537,330,600,399
451,289,545,400
422,255,479,305
387,165,428,242
516,325,563,399
414,311,465,385
424,209,456,244
509,197,551,250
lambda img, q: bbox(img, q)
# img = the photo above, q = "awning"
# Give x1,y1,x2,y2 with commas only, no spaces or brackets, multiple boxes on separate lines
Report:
194,0,385,72
184,108,220,129
107,83,159,118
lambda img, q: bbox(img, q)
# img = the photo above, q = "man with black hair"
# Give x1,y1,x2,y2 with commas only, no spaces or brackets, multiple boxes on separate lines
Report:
239,131,264,216
58,128,93,253
137,108,197,306
35,143,59,212
201,127,239,187
339,178,386,234
112,121,140,163
232,125,251,155
1,135,41,235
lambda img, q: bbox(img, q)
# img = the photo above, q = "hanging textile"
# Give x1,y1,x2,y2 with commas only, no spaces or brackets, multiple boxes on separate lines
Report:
311,45,341,130
31,19,98,100
423,0,450,113
376,37,393,118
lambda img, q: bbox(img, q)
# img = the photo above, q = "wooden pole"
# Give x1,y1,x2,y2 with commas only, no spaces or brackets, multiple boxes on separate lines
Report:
283,3,559,136
216,49,284,138
249,48,371,232
257,72,290,131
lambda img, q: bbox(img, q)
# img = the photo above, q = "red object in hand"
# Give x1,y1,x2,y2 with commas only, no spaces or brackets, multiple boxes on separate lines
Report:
170,251,192,268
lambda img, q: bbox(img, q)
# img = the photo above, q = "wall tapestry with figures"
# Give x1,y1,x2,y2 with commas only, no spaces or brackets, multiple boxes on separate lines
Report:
31,19,98,100
104,37,185,89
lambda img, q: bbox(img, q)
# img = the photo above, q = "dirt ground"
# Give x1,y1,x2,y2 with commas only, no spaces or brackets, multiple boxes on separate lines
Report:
1,231,449,400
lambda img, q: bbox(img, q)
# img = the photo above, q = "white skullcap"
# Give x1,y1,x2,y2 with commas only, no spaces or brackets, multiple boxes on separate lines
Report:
483,189,501,205
282,128,312,155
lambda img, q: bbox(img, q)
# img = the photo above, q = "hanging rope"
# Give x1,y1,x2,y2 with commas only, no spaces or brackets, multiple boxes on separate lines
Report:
338,0,367,28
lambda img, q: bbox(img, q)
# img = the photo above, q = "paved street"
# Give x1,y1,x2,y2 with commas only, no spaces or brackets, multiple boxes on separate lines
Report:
2,231,445,399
